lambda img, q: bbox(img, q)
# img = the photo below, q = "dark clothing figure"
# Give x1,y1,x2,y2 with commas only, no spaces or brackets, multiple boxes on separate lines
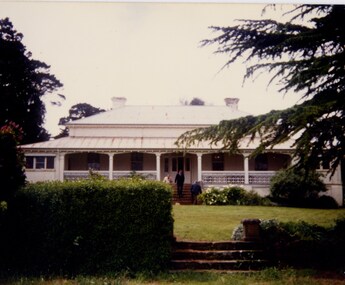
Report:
175,170,185,199
190,181,202,205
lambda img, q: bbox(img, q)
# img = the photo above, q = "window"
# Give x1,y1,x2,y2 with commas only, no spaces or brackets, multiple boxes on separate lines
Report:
46,157,55,169
25,156,55,170
25,156,34,169
164,158,169,172
212,153,224,171
131,152,143,171
36,157,45,169
255,154,268,170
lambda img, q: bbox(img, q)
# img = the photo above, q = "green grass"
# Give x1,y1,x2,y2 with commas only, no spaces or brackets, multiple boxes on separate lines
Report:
173,205,345,241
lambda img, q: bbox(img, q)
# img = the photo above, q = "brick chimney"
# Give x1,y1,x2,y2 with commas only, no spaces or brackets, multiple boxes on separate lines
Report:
224,97,239,111
111,97,127,108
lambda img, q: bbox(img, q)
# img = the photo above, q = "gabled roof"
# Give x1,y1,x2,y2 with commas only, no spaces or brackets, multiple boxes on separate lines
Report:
67,105,250,126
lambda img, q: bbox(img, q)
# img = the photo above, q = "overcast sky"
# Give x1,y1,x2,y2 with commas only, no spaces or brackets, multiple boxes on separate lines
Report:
0,1,328,136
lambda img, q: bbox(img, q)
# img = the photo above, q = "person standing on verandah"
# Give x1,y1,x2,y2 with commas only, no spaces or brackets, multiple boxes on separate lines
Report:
163,174,172,183
175,170,185,199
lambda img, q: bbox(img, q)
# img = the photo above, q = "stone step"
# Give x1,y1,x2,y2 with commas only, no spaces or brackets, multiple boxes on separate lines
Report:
172,249,266,261
171,240,270,271
173,240,265,251
172,197,193,205
172,184,194,204
170,259,270,271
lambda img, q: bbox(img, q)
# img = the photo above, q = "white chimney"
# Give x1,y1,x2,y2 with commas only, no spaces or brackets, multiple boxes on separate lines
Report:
111,97,127,108
224,97,239,111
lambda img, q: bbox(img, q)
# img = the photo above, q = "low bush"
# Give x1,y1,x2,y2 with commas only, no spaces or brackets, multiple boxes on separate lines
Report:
0,179,173,275
231,224,244,240
269,168,330,207
198,186,271,206
232,218,345,269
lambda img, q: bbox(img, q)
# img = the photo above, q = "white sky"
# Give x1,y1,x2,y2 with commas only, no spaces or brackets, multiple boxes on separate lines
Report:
1,1,337,136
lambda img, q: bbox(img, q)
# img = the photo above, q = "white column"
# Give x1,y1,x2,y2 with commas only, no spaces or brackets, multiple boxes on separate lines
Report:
243,153,249,185
197,153,203,182
58,152,65,181
55,153,60,181
156,153,161,181
108,153,114,180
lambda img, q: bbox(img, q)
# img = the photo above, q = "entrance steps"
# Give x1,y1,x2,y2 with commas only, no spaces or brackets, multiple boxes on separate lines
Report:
172,184,193,205
170,240,270,271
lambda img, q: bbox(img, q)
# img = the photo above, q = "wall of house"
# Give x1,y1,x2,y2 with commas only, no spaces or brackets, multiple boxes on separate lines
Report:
202,153,244,171
266,153,291,170
143,153,156,170
190,154,198,183
66,153,87,170
323,185,343,206
69,125,196,139
66,153,109,170
113,153,130,170
225,154,244,170
25,170,57,182
113,153,156,171
248,153,291,171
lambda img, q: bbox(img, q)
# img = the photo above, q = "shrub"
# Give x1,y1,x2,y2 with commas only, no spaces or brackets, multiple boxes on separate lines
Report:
269,168,327,207
259,218,345,268
1,179,173,275
198,186,270,206
231,217,345,268
231,224,244,240
0,122,26,202
312,195,339,209
198,187,227,205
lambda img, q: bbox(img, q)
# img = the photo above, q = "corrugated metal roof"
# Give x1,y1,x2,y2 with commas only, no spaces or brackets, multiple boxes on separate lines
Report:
21,136,294,151
67,105,250,126
21,137,179,150
21,103,295,152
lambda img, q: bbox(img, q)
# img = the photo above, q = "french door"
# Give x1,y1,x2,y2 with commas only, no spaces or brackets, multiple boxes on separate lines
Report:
171,156,191,183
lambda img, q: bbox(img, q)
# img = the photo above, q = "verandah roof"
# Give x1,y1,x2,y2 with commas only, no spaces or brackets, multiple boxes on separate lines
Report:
20,136,294,152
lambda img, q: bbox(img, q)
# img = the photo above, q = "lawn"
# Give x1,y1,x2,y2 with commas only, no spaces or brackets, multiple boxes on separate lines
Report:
173,205,345,241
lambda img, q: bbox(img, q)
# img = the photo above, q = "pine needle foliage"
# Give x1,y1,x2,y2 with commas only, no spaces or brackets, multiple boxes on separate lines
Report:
0,18,63,143
176,5,345,175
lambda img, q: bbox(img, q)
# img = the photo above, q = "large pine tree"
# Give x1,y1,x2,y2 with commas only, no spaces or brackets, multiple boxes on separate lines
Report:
0,18,63,144
177,5,345,175
55,103,105,138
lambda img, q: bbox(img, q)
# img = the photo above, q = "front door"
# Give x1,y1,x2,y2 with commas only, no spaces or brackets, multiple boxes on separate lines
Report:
171,155,191,183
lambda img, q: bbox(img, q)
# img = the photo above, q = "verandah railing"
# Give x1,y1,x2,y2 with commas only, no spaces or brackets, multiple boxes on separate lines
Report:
202,171,276,186
64,170,157,181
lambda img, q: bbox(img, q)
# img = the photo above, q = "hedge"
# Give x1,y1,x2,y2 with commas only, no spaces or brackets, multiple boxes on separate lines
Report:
232,218,345,269
0,179,174,275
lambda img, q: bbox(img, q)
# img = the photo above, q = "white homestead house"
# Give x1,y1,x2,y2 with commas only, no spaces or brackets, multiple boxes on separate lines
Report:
21,97,343,206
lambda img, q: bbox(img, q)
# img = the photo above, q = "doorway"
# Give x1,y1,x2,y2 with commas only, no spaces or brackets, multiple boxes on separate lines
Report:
165,155,192,183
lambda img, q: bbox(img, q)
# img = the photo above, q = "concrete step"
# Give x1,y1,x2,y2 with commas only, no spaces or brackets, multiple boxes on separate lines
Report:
170,259,270,271
174,240,265,251
172,184,193,204
172,249,266,261
171,240,270,271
